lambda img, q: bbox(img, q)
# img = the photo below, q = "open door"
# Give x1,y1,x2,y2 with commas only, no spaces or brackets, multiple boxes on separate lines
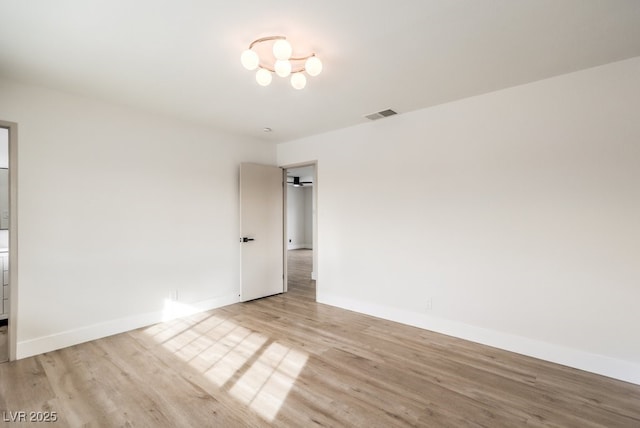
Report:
239,163,284,301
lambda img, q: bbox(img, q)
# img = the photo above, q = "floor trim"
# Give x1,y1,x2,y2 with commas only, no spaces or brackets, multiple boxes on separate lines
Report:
16,293,240,359
318,292,640,385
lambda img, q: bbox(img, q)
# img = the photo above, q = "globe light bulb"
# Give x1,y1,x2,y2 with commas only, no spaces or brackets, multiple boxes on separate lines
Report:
255,68,272,86
240,49,259,70
275,60,292,78
291,73,307,90
305,56,322,76
273,39,292,60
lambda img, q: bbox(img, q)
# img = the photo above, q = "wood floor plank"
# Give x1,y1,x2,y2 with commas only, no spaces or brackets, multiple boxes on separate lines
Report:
0,356,57,426
0,249,639,427
0,325,7,363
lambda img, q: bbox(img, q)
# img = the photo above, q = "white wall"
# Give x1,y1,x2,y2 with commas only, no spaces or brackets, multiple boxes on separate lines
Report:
303,187,313,249
0,78,276,358
278,57,640,384
287,186,306,249
0,128,8,167
287,186,313,250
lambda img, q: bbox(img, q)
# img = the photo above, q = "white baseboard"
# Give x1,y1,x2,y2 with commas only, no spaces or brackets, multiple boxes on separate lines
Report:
288,244,312,250
317,292,640,386
16,293,240,360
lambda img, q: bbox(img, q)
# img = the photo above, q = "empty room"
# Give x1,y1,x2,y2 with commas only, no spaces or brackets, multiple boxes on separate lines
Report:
1,1,639,426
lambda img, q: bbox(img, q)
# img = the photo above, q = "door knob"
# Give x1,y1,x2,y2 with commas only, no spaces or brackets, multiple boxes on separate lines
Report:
241,237,255,243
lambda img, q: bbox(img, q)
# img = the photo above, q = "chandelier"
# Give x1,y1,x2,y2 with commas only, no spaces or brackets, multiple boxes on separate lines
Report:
240,36,322,90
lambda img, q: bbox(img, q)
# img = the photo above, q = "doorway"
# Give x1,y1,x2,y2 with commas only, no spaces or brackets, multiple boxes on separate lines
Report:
284,164,316,301
0,121,15,363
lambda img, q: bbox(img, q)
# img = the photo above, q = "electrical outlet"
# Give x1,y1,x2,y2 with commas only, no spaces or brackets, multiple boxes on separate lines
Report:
425,298,433,311
171,290,179,301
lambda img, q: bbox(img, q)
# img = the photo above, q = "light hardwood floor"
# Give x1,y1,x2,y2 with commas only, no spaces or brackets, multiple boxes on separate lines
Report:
0,324,7,363
1,249,639,427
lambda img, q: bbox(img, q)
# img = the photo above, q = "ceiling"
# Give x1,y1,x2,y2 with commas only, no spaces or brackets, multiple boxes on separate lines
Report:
286,166,314,187
1,1,639,144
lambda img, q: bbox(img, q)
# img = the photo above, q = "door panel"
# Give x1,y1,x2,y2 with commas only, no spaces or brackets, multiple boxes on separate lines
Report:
240,163,283,301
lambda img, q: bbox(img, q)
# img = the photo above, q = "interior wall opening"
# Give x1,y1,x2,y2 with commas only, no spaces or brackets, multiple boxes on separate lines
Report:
0,124,12,363
284,164,316,302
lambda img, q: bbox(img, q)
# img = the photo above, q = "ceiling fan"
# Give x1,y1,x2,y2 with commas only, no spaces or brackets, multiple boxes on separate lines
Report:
287,176,313,187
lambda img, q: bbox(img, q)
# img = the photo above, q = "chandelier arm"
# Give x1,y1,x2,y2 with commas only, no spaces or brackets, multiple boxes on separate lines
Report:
249,35,285,49
289,53,316,62
248,36,316,61
259,64,276,73
259,65,307,74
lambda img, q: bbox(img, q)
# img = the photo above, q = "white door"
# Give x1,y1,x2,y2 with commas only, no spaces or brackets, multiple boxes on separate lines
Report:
240,163,284,301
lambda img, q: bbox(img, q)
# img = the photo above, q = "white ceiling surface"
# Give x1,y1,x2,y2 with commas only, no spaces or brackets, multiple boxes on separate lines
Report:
1,1,640,143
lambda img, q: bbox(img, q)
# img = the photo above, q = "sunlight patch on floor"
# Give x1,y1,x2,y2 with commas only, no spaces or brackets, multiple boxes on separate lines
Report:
144,307,309,422
162,298,205,322
204,330,268,387
230,342,309,421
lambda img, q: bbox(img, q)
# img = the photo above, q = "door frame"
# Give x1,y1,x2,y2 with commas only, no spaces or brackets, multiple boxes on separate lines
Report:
0,120,18,361
282,161,317,296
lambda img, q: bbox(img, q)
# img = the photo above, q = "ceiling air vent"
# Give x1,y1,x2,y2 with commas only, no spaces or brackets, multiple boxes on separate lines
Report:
364,109,398,121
